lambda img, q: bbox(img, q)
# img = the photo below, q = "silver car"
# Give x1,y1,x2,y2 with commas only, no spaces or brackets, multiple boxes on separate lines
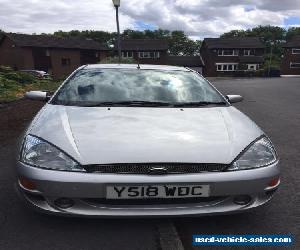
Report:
17,64,280,217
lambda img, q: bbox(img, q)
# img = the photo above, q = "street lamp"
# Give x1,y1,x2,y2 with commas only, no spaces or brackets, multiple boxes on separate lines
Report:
112,0,121,63
268,41,274,77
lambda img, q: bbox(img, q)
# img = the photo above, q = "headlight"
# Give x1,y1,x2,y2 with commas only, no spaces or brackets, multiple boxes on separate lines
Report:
20,135,84,172
228,136,277,171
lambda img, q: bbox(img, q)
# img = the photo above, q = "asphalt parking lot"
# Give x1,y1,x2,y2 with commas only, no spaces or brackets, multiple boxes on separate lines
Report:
177,77,300,249
0,77,299,249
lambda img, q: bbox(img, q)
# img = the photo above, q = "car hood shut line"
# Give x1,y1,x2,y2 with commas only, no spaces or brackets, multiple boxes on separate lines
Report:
60,107,83,162
28,104,263,165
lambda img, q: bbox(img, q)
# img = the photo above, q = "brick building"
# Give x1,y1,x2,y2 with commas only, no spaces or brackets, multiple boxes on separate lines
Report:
200,37,265,76
118,39,169,64
281,35,300,75
0,33,109,78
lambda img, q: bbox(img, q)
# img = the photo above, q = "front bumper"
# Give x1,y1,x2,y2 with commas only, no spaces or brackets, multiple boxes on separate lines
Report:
16,161,280,217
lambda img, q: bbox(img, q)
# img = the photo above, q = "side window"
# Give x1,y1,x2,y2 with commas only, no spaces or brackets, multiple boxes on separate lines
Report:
292,49,300,54
290,62,300,68
122,51,133,58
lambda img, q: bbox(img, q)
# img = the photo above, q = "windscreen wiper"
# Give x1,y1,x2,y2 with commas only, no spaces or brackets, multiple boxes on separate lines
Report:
84,101,173,107
172,101,228,107
55,101,227,107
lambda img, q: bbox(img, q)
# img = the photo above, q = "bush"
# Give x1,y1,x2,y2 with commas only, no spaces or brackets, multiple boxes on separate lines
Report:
3,72,37,85
254,69,266,77
0,67,62,102
234,70,256,77
0,76,23,101
0,65,13,73
253,68,281,77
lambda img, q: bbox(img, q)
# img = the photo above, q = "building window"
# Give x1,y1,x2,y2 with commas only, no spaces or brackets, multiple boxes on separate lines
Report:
244,49,255,56
292,49,300,54
216,63,238,71
218,49,239,56
290,62,300,68
61,58,71,66
122,51,133,58
138,51,160,59
247,64,259,71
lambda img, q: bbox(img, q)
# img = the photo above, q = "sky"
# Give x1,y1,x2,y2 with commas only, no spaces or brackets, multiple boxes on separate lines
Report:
0,0,300,39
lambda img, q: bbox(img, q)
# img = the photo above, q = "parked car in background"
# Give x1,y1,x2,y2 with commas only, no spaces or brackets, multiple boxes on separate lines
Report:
17,64,280,217
19,70,52,80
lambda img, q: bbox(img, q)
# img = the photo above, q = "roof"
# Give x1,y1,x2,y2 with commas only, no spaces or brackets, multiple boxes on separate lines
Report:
119,39,169,51
239,56,264,63
166,56,204,67
203,37,265,49
3,33,109,50
282,35,300,48
84,64,190,71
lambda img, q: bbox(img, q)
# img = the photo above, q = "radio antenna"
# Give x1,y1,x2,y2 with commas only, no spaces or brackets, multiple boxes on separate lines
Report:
136,46,140,69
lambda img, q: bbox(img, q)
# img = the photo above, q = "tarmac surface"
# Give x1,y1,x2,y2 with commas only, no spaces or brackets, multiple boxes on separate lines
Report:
0,77,299,249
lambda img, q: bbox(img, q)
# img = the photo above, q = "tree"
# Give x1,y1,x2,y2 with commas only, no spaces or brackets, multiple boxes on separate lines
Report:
120,29,200,55
152,29,170,38
122,29,145,39
51,29,201,55
168,31,201,56
286,27,300,41
220,30,247,38
250,25,285,62
54,30,115,47
250,25,285,42
220,25,287,69
0,29,4,40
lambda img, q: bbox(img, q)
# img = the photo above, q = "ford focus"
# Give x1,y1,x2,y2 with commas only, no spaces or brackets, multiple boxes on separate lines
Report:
16,64,280,216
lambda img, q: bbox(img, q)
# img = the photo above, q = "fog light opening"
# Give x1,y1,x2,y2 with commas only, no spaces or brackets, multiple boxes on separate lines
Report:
265,177,280,195
19,177,37,191
233,195,252,205
267,177,280,188
54,198,74,209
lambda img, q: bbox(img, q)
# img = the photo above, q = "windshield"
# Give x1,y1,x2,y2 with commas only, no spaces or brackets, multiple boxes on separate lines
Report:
51,68,226,107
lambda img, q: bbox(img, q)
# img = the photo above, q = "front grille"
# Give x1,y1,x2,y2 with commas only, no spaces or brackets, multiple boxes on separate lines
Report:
83,196,227,206
83,163,229,174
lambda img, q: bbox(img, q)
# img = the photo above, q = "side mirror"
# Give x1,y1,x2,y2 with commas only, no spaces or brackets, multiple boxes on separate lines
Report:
25,91,49,101
226,95,243,104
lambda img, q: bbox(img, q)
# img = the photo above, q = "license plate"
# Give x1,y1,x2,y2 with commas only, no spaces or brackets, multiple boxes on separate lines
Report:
106,184,210,199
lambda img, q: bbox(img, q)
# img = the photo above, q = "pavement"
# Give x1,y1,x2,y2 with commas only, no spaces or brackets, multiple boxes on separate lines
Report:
0,77,299,249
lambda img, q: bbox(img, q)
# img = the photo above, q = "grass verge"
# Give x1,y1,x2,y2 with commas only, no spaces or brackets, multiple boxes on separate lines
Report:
0,66,62,103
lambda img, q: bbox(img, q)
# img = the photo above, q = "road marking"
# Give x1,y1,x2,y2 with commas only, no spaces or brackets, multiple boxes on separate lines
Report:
157,221,184,250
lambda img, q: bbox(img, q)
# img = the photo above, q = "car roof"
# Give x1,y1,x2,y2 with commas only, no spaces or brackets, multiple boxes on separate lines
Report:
84,64,191,72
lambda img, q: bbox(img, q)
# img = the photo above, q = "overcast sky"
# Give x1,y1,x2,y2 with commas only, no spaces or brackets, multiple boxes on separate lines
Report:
1,0,300,39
